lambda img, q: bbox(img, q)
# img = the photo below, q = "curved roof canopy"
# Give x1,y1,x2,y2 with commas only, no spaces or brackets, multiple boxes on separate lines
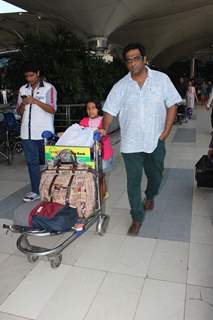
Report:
1,0,213,67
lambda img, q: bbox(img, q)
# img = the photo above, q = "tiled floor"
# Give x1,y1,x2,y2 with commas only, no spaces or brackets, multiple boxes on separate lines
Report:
0,106,213,319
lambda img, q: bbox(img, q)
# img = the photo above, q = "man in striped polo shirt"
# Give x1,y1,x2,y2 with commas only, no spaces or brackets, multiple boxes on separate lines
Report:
17,64,57,202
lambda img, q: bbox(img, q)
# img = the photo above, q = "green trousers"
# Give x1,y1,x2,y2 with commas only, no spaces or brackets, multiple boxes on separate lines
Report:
122,139,166,223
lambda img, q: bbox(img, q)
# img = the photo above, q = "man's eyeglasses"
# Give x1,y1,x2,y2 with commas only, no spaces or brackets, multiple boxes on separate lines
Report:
125,55,144,64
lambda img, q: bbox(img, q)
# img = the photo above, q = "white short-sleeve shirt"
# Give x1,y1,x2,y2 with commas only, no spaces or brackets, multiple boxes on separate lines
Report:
103,67,182,153
17,80,57,140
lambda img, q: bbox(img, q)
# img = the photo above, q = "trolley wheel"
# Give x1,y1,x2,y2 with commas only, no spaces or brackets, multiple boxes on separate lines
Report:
14,142,23,154
96,215,110,236
27,255,39,263
49,254,62,269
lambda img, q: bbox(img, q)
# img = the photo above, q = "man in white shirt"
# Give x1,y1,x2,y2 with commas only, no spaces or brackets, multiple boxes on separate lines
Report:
102,43,182,235
17,64,57,202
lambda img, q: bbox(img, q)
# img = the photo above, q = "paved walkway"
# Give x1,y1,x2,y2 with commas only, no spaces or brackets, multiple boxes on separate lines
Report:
0,106,213,320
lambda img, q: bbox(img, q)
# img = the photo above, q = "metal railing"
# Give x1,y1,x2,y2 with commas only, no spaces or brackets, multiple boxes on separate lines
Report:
55,104,119,133
0,103,119,134
55,104,85,132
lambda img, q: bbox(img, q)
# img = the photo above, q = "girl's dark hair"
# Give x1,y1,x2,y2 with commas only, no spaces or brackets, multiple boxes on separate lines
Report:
122,43,146,61
85,99,102,111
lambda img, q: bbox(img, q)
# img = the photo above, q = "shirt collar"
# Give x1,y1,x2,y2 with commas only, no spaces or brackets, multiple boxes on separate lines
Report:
127,65,153,81
25,79,44,89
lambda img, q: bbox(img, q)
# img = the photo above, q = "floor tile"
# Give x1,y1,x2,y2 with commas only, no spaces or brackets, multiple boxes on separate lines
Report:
106,212,132,235
105,207,130,216
148,240,189,283
158,215,191,242
110,191,130,210
138,168,193,242
110,237,156,277
0,252,9,264
75,234,125,271
54,230,96,265
185,285,213,320
172,128,196,143
0,184,30,219
0,313,30,320
192,191,213,217
0,261,71,319
135,279,186,320
188,243,213,287
0,233,19,255
0,181,27,198
191,215,213,245
85,273,144,320
37,266,105,320
75,234,156,277
0,255,35,305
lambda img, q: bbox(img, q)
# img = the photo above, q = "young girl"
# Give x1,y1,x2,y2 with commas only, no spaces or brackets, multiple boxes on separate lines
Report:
80,99,113,200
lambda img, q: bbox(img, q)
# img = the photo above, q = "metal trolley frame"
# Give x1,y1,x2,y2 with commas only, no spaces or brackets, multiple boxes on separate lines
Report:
3,132,110,268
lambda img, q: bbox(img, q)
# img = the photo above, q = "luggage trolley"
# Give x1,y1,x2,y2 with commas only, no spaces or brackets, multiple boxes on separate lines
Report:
3,131,110,268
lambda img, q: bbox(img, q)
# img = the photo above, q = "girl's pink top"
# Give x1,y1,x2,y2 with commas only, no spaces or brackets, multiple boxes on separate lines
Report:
80,117,113,160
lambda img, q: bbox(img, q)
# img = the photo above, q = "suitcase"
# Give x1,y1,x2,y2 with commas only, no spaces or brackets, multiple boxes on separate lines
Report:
195,155,213,188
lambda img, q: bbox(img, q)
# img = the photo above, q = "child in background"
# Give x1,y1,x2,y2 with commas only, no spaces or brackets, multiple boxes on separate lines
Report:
80,99,113,200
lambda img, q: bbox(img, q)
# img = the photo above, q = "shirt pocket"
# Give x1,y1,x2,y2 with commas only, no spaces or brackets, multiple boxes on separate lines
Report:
145,87,164,112
34,95,46,103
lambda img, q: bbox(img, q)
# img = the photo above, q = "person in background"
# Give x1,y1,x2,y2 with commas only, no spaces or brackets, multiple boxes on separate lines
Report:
16,64,57,202
80,99,113,200
1,88,8,104
101,43,182,236
206,85,213,134
186,80,198,118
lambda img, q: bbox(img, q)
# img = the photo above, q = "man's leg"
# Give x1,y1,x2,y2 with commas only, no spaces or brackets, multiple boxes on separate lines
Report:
143,139,166,204
22,139,42,195
122,152,145,223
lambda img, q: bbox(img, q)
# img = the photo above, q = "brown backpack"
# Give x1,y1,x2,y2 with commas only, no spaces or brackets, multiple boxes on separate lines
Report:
39,163,96,218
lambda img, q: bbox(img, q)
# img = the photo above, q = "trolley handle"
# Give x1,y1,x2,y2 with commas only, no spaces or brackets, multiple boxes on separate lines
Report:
2,224,21,233
3,224,10,230
93,131,101,142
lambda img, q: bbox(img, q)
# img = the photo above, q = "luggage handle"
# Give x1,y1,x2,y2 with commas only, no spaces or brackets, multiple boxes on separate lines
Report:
55,149,78,168
65,174,75,205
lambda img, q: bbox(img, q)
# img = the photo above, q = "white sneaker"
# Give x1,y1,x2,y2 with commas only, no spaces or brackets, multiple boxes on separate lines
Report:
23,192,40,202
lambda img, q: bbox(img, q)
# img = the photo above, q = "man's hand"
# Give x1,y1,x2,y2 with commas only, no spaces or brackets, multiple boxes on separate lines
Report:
206,105,210,111
22,96,35,105
159,132,168,141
